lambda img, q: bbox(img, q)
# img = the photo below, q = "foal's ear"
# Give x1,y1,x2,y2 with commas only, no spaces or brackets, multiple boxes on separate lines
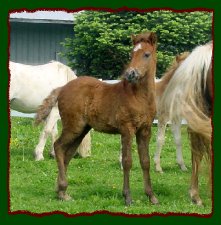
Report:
148,32,157,45
131,34,136,45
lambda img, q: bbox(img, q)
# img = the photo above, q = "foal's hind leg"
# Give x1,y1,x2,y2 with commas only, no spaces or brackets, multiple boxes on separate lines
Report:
136,126,158,204
54,126,91,201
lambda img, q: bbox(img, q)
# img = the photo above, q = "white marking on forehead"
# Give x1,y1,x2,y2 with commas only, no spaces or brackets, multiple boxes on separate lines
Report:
133,43,142,52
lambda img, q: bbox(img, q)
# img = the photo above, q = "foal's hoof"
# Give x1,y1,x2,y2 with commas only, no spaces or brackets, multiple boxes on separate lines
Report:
58,192,72,201
125,197,132,206
150,195,159,205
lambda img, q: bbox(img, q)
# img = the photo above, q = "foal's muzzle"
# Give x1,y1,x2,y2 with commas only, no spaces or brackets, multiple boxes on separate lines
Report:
124,68,139,83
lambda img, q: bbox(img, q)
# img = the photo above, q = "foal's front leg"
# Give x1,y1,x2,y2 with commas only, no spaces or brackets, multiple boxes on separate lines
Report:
121,132,133,206
136,126,159,204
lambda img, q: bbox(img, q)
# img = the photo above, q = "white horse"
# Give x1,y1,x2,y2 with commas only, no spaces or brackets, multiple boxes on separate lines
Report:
9,61,91,160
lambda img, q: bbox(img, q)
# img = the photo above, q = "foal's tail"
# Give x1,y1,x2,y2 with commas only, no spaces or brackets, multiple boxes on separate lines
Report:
35,87,62,125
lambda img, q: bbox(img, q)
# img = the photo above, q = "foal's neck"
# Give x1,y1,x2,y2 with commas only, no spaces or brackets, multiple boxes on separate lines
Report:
125,71,156,98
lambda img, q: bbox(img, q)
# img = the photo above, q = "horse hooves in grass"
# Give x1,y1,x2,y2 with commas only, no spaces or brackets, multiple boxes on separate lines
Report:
149,195,159,205
125,198,132,206
155,167,164,173
179,164,188,172
49,149,55,158
58,193,72,201
34,153,44,161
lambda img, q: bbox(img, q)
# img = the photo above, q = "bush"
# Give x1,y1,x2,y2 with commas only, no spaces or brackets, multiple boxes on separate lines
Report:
62,10,212,79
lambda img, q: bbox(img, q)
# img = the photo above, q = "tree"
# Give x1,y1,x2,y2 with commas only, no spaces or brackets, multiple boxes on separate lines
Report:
62,10,212,79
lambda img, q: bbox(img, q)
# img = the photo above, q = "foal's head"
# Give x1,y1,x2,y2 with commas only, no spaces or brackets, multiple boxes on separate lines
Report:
124,32,157,83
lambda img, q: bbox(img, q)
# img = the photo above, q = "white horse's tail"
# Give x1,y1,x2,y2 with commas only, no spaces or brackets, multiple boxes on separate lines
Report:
35,87,62,125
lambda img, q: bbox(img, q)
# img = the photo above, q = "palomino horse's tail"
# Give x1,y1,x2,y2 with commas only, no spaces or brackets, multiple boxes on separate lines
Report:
183,103,212,140
159,41,212,142
35,87,62,125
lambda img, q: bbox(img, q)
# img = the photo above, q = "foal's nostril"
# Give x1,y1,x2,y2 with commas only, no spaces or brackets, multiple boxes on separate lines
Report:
130,70,136,78
126,69,138,82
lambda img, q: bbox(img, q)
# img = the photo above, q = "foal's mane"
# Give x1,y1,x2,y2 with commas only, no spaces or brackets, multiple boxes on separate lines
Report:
132,32,157,46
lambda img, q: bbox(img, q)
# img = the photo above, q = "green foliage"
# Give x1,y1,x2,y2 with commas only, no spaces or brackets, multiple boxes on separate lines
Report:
10,117,211,214
62,10,212,79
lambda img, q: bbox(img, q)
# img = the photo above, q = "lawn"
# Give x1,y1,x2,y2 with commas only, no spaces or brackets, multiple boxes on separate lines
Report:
9,117,212,216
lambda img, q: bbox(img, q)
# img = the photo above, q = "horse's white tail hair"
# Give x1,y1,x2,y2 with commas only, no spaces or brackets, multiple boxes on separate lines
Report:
158,41,213,140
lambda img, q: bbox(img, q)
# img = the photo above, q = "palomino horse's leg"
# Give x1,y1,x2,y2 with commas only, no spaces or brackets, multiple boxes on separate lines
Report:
188,131,204,206
136,126,159,204
119,143,123,170
170,119,187,171
34,107,59,160
154,118,167,173
54,126,91,201
121,130,133,206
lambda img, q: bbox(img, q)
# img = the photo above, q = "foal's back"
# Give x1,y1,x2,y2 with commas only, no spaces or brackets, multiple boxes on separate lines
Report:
58,76,154,134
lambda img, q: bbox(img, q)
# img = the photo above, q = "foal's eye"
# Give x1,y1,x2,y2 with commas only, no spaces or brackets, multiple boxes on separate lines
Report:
144,52,151,58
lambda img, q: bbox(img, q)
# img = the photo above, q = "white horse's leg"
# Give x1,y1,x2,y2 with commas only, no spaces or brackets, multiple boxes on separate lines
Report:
34,107,59,161
77,132,91,158
154,119,167,173
119,143,123,169
34,124,49,161
170,120,187,171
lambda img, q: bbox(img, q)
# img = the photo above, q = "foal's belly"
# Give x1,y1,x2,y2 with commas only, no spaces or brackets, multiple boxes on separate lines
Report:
93,126,119,135
88,119,119,134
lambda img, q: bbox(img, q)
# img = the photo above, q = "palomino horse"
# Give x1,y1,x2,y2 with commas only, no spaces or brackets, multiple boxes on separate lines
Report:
158,41,213,205
35,32,159,205
154,52,190,173
9,61,91,160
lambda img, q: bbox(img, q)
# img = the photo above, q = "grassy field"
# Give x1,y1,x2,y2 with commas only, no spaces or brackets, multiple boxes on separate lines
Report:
9,117,212,215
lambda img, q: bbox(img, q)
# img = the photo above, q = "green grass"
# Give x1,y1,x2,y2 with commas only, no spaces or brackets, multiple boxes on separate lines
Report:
9,117,212,215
